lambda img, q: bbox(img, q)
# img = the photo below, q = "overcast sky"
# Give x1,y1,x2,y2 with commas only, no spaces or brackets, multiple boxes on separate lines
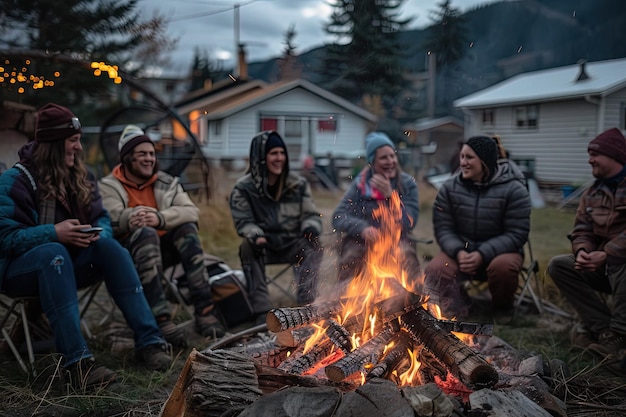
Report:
141,0,493,76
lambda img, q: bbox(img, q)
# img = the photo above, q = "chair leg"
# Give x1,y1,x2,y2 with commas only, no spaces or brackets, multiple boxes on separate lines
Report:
515,260,543,314
266,264,297,303
0,300,37,376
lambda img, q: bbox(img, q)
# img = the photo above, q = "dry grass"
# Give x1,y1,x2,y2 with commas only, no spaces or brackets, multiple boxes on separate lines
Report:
1,167,624,416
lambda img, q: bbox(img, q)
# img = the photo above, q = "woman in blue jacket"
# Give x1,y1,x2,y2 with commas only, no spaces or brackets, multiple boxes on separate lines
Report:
0,104,171,390
332,132,421,285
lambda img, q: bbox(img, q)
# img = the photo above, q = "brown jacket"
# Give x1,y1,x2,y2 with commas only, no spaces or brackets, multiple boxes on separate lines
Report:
571,177,626,260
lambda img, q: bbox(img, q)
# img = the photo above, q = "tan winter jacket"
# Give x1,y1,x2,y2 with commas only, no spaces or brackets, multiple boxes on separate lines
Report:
99,168,199,237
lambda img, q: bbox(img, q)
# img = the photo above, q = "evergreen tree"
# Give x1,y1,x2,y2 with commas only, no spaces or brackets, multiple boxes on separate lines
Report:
0,0,176,106
189,48,223,92
422,0,468,116
423,0,468,68
320,0,410,115
277,24,302,81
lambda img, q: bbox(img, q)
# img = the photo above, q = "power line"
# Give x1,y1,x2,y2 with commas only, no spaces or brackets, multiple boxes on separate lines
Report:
167,0,259,23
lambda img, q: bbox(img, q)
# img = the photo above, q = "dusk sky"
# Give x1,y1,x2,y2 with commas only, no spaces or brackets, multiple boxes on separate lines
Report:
141,0,494,76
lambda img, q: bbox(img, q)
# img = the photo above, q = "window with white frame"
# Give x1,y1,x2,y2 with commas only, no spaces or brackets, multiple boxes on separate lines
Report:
514,105,538,128
285,118,302,137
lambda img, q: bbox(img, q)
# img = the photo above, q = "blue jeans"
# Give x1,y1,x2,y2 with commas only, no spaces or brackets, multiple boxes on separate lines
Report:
2,238,165,367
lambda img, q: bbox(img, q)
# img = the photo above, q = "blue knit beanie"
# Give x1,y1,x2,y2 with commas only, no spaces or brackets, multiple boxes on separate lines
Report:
366,132,395,164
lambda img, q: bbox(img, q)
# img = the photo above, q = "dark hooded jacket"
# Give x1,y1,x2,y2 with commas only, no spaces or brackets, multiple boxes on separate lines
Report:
433,158,531,264
0,142,112,285
229,131,322,249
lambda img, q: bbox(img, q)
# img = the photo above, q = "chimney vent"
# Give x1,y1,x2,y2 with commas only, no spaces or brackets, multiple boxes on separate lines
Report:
236,43,248,81
575,59,590,82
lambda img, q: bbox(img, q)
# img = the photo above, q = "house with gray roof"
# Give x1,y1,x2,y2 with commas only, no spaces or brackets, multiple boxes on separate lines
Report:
454,57,626,185
176,77,378,169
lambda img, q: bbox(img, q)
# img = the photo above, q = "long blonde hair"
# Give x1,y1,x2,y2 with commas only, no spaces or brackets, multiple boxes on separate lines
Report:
33,140,92,206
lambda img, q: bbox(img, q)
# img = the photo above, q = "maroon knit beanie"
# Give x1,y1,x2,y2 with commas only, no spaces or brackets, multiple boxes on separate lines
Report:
35,103,82,142
588,128,626,165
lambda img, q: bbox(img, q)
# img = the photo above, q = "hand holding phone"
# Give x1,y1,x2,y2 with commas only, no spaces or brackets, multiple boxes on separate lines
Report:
79,226,103,234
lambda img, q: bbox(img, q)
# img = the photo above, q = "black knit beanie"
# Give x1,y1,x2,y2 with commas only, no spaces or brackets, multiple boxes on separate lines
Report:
466,136,498,179
265,131,286,154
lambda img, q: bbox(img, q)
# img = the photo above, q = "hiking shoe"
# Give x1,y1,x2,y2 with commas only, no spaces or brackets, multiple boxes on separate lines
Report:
570,324,597,349
588,331,626,358
136,343,173,372
195,312,226,339
64,358,117,391
158,319,187,348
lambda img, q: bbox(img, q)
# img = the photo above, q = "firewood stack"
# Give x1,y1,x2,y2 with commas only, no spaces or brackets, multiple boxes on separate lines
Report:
266,290,498,390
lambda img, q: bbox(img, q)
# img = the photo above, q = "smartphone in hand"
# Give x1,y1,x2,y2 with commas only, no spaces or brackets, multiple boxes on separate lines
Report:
79,226,103,234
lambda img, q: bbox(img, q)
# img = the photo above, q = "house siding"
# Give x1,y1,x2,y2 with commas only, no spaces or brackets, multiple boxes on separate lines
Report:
465,99,603,184
603,86,626,131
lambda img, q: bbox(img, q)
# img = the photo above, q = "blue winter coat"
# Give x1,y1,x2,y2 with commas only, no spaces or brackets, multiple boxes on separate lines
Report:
0,143,112,287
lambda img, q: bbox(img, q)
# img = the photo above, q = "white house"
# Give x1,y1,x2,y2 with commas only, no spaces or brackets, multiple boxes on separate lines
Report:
175,78,378,168
454,57,626,185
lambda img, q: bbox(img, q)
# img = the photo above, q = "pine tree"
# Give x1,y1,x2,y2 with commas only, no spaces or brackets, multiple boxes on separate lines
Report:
422,0,468,115
277,24,302,81
189,48,224,92
423,0,468,68
0,0,176,106
320,0,410,113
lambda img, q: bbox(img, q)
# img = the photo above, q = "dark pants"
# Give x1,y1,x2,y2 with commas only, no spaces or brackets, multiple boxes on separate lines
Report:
239,237,323,312
548,254,626,336
124,223,213,318
2,239,164,366
424,251,522,317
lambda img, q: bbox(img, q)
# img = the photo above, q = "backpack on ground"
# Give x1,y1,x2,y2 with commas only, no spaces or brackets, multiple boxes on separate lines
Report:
163,253,254,328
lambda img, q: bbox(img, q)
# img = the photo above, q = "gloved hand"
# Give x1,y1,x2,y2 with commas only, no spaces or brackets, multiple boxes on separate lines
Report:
248,236,267,257
303,227,319,241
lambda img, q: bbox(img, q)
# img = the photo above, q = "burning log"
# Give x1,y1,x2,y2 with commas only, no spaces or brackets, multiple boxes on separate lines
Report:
400,307,498,389
437,320,493,336
366,330,416,381
266,301,342,332
325,327,396,382
325,318,353,353
267,292,427,333
278,338,335,375
274,327,315,348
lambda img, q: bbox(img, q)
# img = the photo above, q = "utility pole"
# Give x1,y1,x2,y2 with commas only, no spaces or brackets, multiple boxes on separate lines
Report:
234,3,241,77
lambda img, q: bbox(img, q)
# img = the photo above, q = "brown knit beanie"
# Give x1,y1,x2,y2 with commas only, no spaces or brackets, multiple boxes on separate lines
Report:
588,128,626,165
35,103,82,142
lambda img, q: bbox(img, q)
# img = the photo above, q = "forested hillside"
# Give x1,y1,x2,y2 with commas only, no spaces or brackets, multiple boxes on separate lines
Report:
248,0,626,117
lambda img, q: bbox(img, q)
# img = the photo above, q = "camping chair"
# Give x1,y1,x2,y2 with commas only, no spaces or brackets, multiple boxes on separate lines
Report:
0,282,103,376
462,240,542,316
264,258,299,304
514,240,542,314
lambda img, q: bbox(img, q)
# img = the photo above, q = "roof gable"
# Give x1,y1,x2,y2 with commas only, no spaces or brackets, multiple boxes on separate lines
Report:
178,78,377,122
454,57,626,108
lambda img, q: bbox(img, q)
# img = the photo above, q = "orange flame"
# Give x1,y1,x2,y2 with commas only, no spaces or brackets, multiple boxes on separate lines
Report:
303,191,445,385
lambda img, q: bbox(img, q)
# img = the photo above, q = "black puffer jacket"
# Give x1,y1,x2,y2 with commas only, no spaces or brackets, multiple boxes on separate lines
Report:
433,160,531,264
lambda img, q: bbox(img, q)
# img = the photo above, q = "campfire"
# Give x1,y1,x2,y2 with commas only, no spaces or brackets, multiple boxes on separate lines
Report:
263,192,497,391
160,192,566,417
